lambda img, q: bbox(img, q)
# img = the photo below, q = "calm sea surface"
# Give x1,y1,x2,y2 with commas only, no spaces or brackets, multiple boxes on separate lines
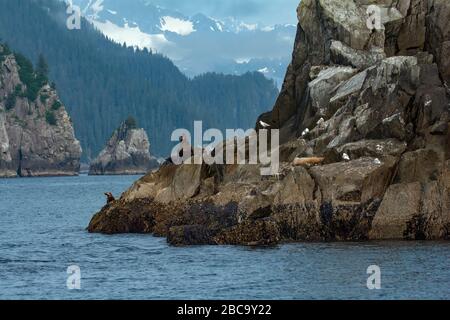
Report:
0,175,449,300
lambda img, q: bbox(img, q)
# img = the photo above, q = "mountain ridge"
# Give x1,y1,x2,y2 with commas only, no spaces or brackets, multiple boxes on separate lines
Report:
69,0,296,86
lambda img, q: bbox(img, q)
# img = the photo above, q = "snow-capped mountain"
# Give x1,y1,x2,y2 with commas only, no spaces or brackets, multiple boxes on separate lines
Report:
68,0,295,86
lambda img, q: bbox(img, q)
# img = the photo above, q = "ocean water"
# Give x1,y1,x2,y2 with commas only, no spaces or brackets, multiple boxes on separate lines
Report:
0,175,449,300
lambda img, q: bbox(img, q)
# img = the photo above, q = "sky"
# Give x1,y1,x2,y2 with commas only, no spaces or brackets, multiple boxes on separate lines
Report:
147,0,300,26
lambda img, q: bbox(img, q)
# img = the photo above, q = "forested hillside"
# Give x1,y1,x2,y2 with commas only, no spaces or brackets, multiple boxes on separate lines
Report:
0,0,278,159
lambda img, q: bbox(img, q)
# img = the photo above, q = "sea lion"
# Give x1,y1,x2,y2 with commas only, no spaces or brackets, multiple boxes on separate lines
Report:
292,157,325,167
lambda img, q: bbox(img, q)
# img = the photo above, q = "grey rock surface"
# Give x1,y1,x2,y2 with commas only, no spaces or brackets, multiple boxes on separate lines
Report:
0,46,81,177
89,121,158,175
88,0,450,245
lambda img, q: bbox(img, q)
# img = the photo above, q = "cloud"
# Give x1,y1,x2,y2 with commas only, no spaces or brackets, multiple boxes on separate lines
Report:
91,19,175,53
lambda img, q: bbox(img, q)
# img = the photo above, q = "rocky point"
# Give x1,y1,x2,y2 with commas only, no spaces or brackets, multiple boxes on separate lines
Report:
89,118,158,175
88,0,450,245
0,44,81,177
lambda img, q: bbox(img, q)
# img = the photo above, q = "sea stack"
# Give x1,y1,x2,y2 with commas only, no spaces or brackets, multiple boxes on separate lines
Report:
0,44,82,177
89,0,450,245
89,117,158,175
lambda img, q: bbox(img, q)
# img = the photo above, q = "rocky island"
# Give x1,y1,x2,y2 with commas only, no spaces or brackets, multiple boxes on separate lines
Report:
0,44,81,177
89,118,158,175
88,0,450,245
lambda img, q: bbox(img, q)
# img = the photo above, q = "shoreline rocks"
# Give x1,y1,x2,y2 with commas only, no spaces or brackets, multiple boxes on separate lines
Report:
88,0,450,245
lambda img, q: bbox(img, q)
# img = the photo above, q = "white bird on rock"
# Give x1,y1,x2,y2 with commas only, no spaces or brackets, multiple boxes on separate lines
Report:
342,153,350,161
376,144,383,153
302,128,310,137
374,158,381,165
259,121,271,128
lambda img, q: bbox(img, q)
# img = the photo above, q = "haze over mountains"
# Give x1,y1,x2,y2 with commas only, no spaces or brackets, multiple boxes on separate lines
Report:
69,0,297,86
0,0,278,159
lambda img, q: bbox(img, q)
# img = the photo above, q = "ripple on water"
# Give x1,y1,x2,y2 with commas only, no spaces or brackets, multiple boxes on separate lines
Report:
1,176,450,299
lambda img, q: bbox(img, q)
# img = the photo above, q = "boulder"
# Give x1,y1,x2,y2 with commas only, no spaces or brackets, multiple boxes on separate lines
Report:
155,163,203,203
309,157,396,204
273,166,316,205
395,148,445,183
329,70,367,108
369,182,422,239
305,66,358,122
370,161,450,240
330,40,386,70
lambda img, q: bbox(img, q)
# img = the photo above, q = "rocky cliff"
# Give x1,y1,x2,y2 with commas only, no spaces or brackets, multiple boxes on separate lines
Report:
0,45,81,177
88,0,450,245
89,119,158,175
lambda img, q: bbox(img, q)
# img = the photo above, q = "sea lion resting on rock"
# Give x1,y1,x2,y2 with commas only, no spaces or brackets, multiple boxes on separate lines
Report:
292,157,325,167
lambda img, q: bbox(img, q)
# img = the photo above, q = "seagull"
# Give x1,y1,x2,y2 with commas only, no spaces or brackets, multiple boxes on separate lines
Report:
316,117,325,126
374,158,381,165
342,153,350,161
302,128,310,136
424,94,432,107
259,120,271,128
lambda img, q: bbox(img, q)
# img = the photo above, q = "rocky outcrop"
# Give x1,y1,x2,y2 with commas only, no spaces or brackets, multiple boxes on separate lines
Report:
88,0,450,245
89,120,158,175
0,45,81,177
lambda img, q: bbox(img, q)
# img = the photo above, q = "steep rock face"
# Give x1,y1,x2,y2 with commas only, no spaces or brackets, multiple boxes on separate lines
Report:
88,0,450,245
259,0,450,141
0,46,81,177
89,121,158,175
